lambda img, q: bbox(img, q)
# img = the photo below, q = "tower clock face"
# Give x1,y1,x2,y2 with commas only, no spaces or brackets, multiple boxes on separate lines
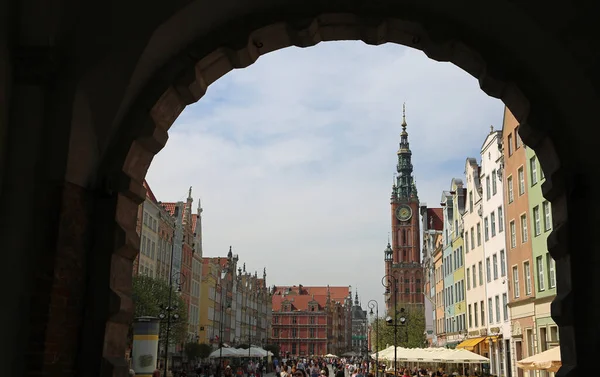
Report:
396,204,413,221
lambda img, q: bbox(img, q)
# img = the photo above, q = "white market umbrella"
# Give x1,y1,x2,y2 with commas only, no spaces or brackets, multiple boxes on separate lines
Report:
517,347,561,372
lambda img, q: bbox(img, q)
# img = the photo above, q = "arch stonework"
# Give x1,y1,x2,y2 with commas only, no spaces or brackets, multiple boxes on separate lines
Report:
2,1,599,377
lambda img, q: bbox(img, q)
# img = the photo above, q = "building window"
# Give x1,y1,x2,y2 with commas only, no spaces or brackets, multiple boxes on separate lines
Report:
513,266,520,298
467,268,471,290
468,304,472,328
486,258,492,283
465,231,469,251
516,126,522,148
500,249,506,277
484,217,489,241
495,295,501,323
469,191,473,213
492,169,497,195
477,223,482,246
493,254,499,280
478,261,483,286
510,220,516,248
488,297,494,324
521,214,528,243
547,254,556,289
537,256,546,291
491,212,496,237
486,176,491,200
543,201,552,231
530,157,538,185
518,167,525,196
474,302,479,327
507,176,514,203
498,207,504,232
524,261,532,295
502,293,508,321
533,206,541,236
480,300,485,326
508,134,514,156
470,227,475,250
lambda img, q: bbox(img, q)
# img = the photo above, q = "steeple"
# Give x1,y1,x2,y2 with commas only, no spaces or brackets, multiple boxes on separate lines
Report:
354,290,359,305
394,102,416,201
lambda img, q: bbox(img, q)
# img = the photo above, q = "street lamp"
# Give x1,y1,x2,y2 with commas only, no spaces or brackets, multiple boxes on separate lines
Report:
382,274,407,376
159,271,186,377
368,300,379,377
218,251,233,371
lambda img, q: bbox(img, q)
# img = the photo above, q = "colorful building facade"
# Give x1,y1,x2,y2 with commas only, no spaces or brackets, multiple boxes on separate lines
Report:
501,108,536,377
526,146,559,377
271,285,351,357
462,157,489,357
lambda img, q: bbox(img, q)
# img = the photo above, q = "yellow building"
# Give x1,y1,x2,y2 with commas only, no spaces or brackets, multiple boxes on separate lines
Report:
199,259,219,345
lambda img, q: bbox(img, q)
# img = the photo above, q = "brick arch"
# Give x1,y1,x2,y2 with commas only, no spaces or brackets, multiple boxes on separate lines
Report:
83,7,592,377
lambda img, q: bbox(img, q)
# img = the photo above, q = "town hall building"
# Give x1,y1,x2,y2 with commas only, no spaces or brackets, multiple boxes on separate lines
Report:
384,106,425,314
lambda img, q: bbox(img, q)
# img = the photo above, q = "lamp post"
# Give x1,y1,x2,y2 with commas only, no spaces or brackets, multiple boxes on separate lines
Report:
381,275,398,375
159,271,186,377
219,252,233,371
368,300,379,377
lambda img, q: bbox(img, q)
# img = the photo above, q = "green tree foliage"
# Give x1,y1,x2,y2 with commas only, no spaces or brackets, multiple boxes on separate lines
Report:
263,344,279,358
372,305,426,350
185,342,208,361
132,274,188,346
198,343,214,359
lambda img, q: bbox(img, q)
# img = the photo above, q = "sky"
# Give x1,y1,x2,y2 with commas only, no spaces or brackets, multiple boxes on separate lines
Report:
146,41,504,315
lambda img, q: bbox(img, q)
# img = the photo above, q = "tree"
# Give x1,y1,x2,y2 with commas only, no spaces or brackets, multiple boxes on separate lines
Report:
197,343,213,360
185,342,205,362
132,274,188,347
372,305,426,350
263,344,279,358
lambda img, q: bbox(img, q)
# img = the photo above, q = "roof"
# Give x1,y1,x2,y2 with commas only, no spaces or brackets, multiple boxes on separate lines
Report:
143,180,158,203
272,293,330,312
427,208,444,231
273,285,349,301
192,214,198,234
161,202,177,216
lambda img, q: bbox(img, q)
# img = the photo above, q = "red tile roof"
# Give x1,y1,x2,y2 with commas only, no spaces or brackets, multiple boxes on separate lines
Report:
427,208,444,231
272,293,330,312
191,214,198,234
272,286,350,311
161,202,178,217
143,180,159,203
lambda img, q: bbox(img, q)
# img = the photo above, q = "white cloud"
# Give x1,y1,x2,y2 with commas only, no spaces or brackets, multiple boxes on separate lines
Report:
146,41,504,313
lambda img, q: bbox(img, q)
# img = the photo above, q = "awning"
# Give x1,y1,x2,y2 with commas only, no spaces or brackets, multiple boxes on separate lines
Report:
487,336,500,343
457,337,487,351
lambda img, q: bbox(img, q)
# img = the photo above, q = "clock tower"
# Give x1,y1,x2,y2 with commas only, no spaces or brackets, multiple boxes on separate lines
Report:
384,104,424,312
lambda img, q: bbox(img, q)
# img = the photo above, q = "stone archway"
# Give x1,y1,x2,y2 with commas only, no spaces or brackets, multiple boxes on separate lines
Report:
3,1,599,377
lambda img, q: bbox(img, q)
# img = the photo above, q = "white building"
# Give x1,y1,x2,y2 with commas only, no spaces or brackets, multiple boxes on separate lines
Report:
190,196,204,338
139,194,161,277
481,128,511,377
462,157,489,356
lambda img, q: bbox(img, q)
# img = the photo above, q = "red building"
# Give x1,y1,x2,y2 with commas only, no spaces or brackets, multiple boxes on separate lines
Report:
271,285,352,357
385,108,424,312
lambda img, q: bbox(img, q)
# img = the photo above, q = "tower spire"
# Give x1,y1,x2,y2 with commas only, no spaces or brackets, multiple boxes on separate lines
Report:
396,102,416,200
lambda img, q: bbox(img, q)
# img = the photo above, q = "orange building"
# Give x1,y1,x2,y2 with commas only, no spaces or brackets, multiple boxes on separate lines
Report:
501,107,536,377
271,285,352,357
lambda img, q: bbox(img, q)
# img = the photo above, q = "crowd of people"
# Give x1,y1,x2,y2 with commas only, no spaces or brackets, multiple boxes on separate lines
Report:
130,355,466,377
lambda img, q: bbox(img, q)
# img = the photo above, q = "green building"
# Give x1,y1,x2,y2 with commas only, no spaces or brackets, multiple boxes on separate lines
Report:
525,147,560,358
